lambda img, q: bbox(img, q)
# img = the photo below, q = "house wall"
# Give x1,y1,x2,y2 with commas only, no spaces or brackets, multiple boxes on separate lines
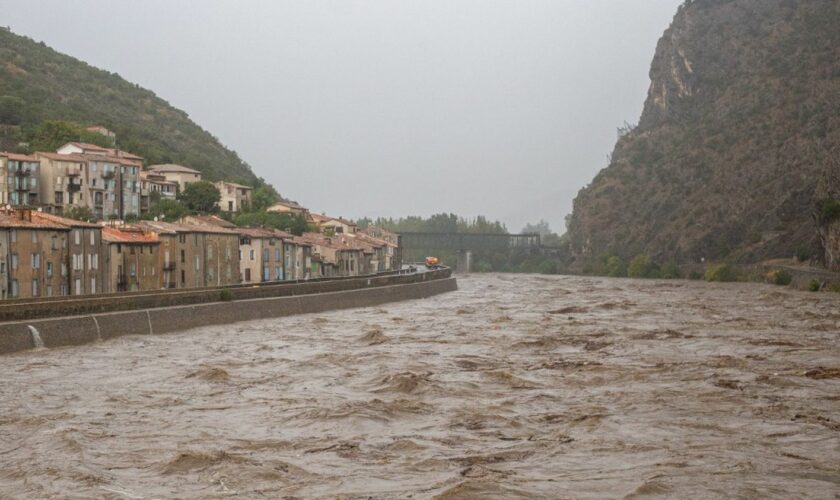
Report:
37,156,88,215
66,227,104,296
105,242,161,292
0,230,8,299
204,233,239,287
7,227,70,298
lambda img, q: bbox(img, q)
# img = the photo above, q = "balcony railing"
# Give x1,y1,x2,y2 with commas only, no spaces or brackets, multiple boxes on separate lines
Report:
67,182,81,193
101,171,115,179
65,170,80,177
163,262,176,271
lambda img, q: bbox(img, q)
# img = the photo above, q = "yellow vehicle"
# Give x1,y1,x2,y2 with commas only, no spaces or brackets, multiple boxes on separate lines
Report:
425,256,440,268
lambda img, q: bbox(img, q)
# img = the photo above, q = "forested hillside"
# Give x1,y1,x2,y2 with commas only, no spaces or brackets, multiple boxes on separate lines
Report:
0,28,267,188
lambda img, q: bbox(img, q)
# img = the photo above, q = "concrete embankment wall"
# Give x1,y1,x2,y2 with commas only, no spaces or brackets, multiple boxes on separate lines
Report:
0,276,458,356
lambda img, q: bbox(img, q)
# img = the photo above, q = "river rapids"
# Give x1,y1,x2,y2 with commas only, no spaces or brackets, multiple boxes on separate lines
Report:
1,274,839,498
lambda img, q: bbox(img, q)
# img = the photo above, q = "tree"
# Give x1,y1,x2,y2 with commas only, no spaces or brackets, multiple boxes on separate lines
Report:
178,181,220,213
143,198,186,222
628,254,660,279
233,211,309,236
0,96,25,125
249,185,277,212
63,206,94,222
606,255,627,277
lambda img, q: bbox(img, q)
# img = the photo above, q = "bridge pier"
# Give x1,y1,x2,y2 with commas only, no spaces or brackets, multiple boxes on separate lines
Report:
456,250,473,274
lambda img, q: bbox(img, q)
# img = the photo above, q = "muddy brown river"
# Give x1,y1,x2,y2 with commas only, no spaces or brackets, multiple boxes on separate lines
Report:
1,274,839,498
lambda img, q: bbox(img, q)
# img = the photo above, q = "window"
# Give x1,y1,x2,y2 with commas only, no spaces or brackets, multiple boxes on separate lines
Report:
90,231,95,245
249,249,255,261
275,249,281,261
180,250,185,263
11,279,18,297
208,245,213,259
9,230,15,243
263,248,269,261
245,268,251,282
32,253,40,269
46,285,53,297
31,231,37,243
46,262,53,278
130,263,136,277
74,230,81,246
51,235,58,250
31,279,39,297
90,277,96,294
74,278,81,295
11,253,18,270
194,255,200,271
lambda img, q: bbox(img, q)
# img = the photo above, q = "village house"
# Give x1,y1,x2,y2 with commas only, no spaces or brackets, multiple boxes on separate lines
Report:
299,233,363,278
35,212,104,296
0,209,70,299
311,213,358,235
36,145,143,220
139,171,178,213
266,200,310,218
147,164,202,193
0,152,40,207
138,220,239,289
215,181,253,213
180,215,292,283
101,226,161,292
35,152,88,216
236,227,288,282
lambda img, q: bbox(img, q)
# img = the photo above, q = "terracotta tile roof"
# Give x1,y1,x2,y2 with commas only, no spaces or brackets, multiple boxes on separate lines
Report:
268,200,308,211
102,226,160,244
138,220,239,235
36,152,88,162
0,211,70,230
215,181,253,190
0,152,40,162
311,213,357,227
66,142,109,152
181,215,237,229
148,164,201,174
105,148,144,161
32,211,100,228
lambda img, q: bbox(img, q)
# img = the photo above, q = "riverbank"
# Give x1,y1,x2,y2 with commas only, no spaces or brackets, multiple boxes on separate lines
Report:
0,269,457,355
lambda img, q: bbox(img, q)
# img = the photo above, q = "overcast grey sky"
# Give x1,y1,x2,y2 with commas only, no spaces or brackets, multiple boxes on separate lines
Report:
2,0,682,232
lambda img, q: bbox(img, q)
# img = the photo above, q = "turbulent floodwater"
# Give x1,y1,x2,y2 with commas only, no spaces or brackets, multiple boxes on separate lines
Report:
1,274,840,499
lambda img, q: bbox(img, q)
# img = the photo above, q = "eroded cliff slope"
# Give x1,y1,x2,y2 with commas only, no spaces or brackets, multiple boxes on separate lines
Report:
568,0,840,264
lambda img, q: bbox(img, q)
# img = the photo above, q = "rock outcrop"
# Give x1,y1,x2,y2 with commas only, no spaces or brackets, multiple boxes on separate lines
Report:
568,0,840,265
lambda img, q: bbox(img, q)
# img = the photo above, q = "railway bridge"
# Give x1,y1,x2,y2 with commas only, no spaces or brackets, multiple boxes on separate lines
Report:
398,232,542,272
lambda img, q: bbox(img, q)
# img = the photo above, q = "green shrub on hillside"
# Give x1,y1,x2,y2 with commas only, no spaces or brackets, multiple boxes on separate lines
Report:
606,256,627,277
808,280,821,292
628,255,660,279
817,199,840,225
688,270,703,280
769,269,793,286
660,261,682,279
704,264,739,282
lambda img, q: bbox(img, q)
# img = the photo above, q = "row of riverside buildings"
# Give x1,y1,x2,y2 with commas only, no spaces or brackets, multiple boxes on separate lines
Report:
0,139,254,219
0,136,401,300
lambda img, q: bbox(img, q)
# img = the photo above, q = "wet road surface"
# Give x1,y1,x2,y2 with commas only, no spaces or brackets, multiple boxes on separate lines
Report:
1,274,839,498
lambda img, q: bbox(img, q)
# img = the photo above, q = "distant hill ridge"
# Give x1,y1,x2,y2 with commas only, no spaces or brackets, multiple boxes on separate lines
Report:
567,0,840,265
0,28,267,189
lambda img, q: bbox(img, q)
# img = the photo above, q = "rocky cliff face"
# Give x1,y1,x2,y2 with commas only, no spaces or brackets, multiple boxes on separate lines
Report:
568,0,840,265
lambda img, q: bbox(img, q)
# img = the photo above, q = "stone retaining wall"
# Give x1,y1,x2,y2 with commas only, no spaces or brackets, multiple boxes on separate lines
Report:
0,276,458,356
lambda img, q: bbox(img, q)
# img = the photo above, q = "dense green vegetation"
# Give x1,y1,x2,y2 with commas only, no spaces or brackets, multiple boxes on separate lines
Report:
0,28,273,192
357,214,568,273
